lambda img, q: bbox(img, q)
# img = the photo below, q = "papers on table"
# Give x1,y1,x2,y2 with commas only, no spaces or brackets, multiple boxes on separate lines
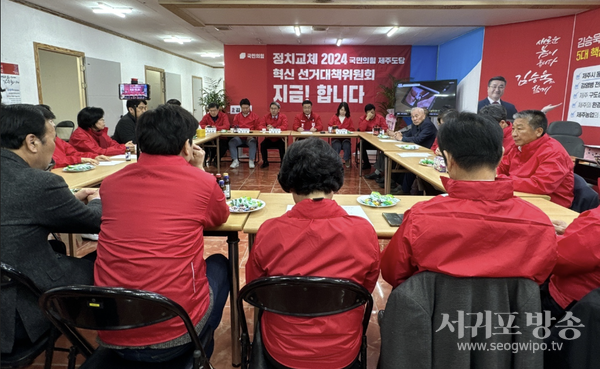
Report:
396,153,432,158
110,154,137,160
97,161,125,166
379,139,399,143
285,204,373,226
396,144,422,150
300,132,313,134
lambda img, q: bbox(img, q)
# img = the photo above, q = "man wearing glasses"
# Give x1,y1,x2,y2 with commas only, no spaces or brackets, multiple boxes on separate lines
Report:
113,99,147,144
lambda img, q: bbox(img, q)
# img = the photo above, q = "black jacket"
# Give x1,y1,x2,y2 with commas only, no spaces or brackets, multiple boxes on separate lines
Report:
112,112,137,144
0,150,101,353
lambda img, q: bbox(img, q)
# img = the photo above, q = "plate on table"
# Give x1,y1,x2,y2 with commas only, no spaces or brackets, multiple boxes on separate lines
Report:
399,144,419,150
419,158,435,167
378,135,390,139
227,197,266,213
357,193,400,208
62,164,96,172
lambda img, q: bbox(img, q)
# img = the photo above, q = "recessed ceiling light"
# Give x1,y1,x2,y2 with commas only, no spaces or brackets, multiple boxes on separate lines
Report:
336,38,343,47
387,27,399,37
164,36,192,44
198,52,222,58
92,2,132,18
294,26,301,37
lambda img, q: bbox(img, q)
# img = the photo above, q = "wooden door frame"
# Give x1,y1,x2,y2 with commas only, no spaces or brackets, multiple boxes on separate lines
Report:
192,75,203,114
144,65,165,105
34,42,86,105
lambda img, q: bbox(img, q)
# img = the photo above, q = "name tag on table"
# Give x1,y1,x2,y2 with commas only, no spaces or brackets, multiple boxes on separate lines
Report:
300,132,313,134
237,128,251,134
268,129,282,134
205,127,217,134
397,153,432,158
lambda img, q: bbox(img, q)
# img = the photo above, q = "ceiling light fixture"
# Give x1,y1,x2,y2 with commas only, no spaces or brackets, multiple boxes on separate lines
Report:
198,52,222,58
164,36,192,45
92,2,132,18
387,27,399,37
294,26,301,37
336,38,343,47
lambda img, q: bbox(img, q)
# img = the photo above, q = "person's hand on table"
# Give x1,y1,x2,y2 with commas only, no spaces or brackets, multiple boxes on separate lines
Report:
95,155,110,161
297,127,304,132
434,147,442,156
125,141,135,151
551,219,568,235
309,127,317,132
393,131,403,141
267,124,273,130
190,144,206,170
81,158,99,165
74,189,99,203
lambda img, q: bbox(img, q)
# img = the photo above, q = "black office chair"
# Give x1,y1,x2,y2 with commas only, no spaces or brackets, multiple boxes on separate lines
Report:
547,121,585,158
1,262,77,369
39,285,213,369
237,276,373,369
55,121,75,142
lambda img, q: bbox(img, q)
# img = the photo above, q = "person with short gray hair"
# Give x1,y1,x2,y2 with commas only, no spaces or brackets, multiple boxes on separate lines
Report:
497,110,574,207
259,101,288,168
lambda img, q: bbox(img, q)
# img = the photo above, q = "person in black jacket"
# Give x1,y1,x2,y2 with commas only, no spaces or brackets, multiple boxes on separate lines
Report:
0,104,102,355
112,99,147,144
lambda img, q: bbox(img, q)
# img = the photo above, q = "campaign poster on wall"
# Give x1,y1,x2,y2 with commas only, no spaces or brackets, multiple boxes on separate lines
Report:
225,45,410,120
1,62,21,104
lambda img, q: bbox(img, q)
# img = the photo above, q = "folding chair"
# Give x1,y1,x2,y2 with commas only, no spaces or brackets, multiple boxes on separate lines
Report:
237,276,373,369
39,285,213,369
1,262,78,369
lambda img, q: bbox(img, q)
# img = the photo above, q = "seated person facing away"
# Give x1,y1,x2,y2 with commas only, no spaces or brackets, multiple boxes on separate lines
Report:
259,101,288,168
246,138,380,369
94,104,230,361
1,104,101,355
199,102,231,166
429,108,458,156
381,112,557,289
358,103,388,170
329,101,355,168
293,99,323,132
229,98,260,169
543,207,600,320
35,105,108,168
112,99,147,144
70,107,134,156
478,103,513,152
496,110,574,208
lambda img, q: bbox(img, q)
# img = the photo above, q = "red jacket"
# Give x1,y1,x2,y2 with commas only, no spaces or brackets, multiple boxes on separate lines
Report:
502,121,513,151
430,138,439,153
52,137,95,168
381,177,557,289
358,114,388,132
260,113,288,142
328,115,354,130
293,112,323,131
199,111,230,130
69,127,126,157
550,207,600,309
95,154,229,347
246,199,380,369
233,111,260,129
497,134,574,208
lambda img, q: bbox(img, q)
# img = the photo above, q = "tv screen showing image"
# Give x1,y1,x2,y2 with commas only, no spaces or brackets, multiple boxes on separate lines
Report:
119,83,151,100
394,79,457,116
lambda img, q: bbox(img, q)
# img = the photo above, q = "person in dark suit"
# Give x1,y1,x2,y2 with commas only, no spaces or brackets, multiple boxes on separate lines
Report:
0,104,102,355
477,76,518,120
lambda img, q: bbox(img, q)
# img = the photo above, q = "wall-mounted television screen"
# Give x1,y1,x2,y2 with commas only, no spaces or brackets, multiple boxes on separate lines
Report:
394,79,457,116
119,83,150,100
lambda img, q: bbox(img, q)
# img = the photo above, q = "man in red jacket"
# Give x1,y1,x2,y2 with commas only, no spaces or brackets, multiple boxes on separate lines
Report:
199,102,230,166
293,100,322,132
259,102,288,168
95,104,230,362
496,110,574,207
382,112,557,289
358,103,388,171
229,98,260,169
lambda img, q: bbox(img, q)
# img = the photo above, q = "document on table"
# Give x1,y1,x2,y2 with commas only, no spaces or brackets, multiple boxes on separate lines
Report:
98,161,125,166
286,204,373,226
110,154,137,160
379,139,400,142
300,132,314,134
397,153,432,158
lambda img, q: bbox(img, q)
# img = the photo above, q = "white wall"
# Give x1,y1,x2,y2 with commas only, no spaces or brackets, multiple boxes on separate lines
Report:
0,0,223,126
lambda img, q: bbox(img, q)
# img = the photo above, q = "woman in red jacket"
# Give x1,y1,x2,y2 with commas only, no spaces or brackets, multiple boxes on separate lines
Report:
329,102,355,168
70,107,134,156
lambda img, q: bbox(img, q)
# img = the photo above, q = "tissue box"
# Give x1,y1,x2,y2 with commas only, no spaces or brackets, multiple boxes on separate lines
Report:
433,156,447,172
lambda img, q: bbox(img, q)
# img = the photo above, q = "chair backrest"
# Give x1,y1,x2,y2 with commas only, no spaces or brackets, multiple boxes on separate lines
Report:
380,271,543,369
55,121,75,142
1,262,43,297
39,285,210,367
570,173,600,212
547,121,585,157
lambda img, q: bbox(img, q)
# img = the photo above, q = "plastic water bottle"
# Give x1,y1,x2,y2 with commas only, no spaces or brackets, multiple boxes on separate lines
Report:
223,173,231,199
